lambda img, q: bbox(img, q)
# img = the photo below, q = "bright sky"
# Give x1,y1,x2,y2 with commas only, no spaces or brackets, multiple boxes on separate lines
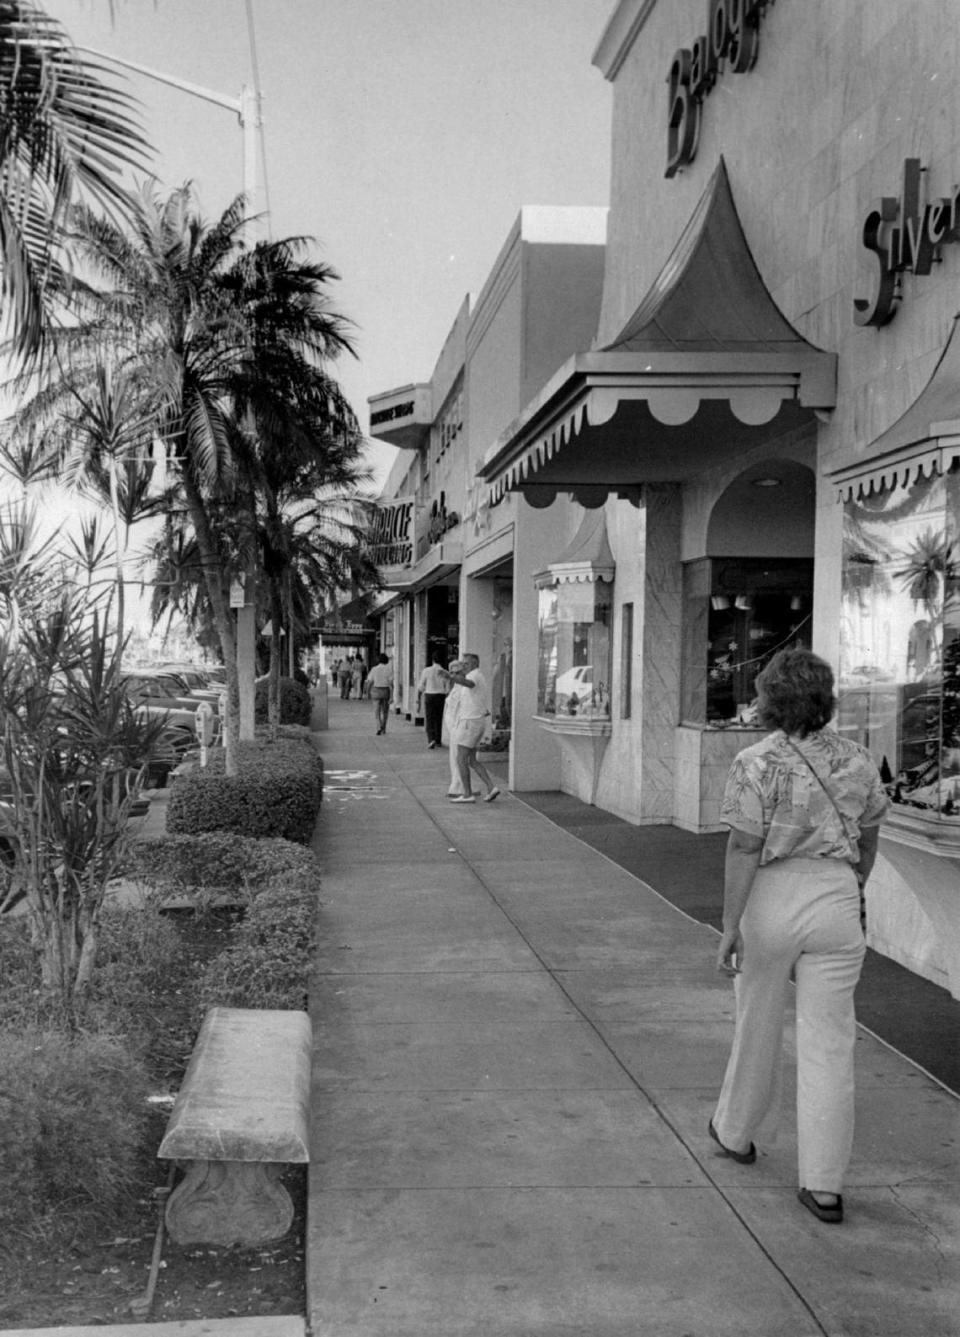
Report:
41,0,614,492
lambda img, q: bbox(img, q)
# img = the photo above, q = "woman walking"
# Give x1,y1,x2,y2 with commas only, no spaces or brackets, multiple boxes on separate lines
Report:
710,649,888,1224
441,660,466,796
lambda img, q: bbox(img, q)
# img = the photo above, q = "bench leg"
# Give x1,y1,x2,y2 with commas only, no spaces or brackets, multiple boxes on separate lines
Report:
165,1159,294,1247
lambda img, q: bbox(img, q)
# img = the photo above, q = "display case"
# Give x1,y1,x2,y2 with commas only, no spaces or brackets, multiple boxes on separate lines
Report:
838,466,960,825
534,512,614,721
681,557,813,725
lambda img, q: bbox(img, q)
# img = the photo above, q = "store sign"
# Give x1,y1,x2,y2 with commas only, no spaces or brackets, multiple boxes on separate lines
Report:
369,496,414,567
853,158,960,327
426,493,460,546
665,0,772,179
370,400,415,426
317,620,367,636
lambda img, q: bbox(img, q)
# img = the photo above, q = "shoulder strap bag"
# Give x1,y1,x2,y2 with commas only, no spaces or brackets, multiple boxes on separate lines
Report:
785,737,867,928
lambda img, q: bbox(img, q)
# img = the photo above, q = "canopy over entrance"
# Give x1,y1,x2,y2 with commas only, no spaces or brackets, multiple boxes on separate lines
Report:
479,158,836,509
832,315,960,501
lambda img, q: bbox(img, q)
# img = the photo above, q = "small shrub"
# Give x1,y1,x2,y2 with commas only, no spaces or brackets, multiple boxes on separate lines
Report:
254,676,312,726
198,871,320,1013
89,905,209,1075
0,1028,149,1239
129,832,318,895
0,918,40,1028
166,736,323,842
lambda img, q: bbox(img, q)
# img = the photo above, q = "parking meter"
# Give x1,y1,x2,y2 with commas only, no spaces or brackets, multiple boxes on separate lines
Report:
195,701,215,766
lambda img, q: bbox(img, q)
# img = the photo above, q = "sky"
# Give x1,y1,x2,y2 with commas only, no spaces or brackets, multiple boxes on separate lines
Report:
41,0,615,493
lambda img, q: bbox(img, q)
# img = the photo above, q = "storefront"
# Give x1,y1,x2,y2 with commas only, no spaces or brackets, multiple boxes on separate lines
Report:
369,208,608,751
477,0,960,997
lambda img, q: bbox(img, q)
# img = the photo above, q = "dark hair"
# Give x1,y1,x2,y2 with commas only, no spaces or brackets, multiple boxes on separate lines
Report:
755,649,836,737
378,654,389,665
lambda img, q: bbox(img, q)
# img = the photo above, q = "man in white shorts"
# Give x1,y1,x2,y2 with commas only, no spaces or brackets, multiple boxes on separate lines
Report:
440,652,500,803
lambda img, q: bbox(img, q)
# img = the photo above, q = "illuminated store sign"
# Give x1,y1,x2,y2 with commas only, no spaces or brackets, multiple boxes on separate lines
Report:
369,497,414,567
854,158,960,327
665,0,772,179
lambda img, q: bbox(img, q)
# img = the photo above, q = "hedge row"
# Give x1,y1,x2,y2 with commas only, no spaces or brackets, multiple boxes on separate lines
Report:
166,731,323,843
254,675,312,726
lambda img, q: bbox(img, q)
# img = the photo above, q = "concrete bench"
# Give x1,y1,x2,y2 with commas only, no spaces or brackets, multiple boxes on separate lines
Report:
158,1006,311,1247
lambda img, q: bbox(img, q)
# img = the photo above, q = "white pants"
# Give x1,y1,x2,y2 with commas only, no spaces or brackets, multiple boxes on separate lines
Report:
712,857,865,1193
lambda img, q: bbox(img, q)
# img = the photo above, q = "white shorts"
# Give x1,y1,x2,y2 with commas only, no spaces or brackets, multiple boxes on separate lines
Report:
453,717,487,749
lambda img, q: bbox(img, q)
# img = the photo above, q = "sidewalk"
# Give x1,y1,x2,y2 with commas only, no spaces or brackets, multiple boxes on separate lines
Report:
308,695,959,1337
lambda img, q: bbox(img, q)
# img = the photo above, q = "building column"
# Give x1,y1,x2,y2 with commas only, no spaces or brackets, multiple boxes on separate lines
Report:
637,484,683,822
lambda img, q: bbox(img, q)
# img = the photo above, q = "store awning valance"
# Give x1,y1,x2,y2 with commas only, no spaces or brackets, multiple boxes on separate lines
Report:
831,315,960,501
479,158,836,509
534,510,615,587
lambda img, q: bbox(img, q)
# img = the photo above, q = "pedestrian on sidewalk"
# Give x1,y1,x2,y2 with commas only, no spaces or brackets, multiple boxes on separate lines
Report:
710,649,888,1225
340,655,354,699
367,654,393,735
440,652,500,803
417,650,449,748
441,660,467,796
351,655,365,700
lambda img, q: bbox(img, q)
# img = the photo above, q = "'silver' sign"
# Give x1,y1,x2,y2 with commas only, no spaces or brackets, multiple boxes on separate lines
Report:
854,158,960,327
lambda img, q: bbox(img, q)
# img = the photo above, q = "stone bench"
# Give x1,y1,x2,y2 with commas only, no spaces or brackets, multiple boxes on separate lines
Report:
158,1006,311,1247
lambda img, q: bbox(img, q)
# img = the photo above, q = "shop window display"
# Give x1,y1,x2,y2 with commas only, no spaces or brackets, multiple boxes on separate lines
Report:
682,558,813,725
838,467,960,821
536,577,612,719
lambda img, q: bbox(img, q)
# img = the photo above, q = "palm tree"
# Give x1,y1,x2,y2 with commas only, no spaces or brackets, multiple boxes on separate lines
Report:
0,0,148,366
895,527,954,623
31,182,364,767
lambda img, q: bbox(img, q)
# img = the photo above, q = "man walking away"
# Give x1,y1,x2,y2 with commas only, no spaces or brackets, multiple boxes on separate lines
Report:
417,650,448,748
341,655,354,699
440,653,500,803
368,654,393,735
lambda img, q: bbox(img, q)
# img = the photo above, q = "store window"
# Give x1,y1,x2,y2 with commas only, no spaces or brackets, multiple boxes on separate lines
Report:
681,558,813,725
536,577,613,719
838,465,960,821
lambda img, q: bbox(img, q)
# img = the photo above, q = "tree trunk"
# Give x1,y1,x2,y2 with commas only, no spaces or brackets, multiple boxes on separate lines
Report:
181,475,240,775
268,577,283,740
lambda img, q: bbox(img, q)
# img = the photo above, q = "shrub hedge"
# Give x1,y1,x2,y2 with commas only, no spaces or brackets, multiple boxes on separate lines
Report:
198,870,320,1013
131,831,319,895
166,734,323,842
254,676,312,726
0,1028,149,1239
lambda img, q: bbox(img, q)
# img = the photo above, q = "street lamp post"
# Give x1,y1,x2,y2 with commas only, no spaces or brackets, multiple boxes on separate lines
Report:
75,48,261,742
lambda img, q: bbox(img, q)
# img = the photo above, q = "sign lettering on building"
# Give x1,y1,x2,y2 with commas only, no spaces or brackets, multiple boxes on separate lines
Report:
369,496,414,567
370,400,415,427
665,0,773,179
427,493,460,546
854,158,960,327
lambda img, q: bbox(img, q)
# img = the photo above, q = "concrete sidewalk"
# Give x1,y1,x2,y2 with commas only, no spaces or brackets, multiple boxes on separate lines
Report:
308,695,960,1336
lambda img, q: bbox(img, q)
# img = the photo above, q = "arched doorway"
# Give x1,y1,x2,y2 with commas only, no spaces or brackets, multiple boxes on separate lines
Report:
682,459,816,725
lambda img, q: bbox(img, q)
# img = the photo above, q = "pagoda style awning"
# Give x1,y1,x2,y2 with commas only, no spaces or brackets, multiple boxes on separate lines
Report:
832,315,960,501
479,158,836,509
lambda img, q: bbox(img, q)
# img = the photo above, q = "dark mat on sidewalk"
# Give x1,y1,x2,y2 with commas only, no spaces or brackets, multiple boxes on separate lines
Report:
517,790,960,1097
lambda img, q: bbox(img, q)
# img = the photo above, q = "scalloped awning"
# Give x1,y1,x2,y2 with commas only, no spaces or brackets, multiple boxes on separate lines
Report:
534,510,615,587
479,158,836,510
831,315,960,501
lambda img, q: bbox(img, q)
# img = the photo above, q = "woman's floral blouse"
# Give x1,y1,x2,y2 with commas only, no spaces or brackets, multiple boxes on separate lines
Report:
721,729,889,866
